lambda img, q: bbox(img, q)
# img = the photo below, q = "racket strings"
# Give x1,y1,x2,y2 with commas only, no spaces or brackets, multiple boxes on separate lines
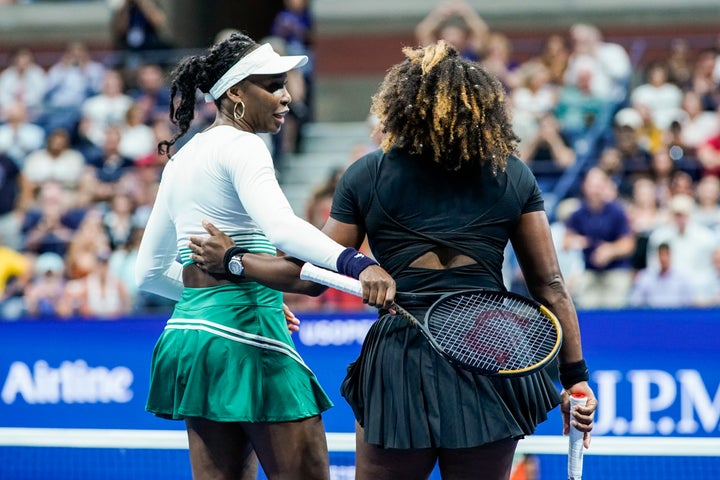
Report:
427,293,558,373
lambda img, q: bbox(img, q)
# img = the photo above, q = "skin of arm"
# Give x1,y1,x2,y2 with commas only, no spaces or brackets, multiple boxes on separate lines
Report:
590,234,635,268
510,210,596,445
189,220,396,308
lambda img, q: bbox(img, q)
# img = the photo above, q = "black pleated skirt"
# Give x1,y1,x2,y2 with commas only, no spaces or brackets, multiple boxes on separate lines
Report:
340,312,561,449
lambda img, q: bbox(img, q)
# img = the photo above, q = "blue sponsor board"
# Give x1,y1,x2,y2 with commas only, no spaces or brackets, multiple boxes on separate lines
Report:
1,308,719,436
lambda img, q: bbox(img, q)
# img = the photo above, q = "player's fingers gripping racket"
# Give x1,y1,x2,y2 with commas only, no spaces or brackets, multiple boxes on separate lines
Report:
300,263,562,377
568,393,588,480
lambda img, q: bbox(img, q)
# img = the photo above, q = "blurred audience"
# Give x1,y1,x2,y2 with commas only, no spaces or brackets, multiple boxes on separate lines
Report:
2,19,720,318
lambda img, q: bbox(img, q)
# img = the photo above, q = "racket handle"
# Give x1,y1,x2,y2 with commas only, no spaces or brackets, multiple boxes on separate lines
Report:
300,263,363,297
568,393,587,480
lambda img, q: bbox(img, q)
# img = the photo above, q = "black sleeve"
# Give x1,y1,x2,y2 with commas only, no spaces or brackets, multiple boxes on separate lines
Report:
329,153,376,225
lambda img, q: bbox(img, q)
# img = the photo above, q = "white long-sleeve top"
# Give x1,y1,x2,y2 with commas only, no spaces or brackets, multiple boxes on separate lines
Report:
135,125,345,300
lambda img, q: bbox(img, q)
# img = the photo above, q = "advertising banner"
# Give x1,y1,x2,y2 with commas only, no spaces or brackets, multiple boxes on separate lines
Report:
2,308,719,437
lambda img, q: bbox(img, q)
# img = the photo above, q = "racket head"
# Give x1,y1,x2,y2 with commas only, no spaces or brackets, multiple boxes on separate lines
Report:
421,289,562,377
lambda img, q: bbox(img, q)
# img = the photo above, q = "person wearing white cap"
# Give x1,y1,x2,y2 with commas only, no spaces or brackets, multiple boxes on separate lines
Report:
135,33,396,480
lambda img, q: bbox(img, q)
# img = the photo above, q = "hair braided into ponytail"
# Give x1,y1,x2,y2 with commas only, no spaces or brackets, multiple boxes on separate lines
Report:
370,40,519,173
158,33,258,155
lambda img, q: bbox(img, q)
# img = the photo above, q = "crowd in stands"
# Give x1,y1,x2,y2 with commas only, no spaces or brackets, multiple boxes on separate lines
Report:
1,0,719,320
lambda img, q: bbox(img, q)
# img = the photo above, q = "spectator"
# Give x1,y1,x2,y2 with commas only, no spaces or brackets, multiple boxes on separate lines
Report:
61,250,132,319
625,175,670,272
564,23,631,103
0,241,32,320
675,91,719,156
629,242,696,308
0,101,46,168
0,47,47,120
414,0,488,62
41,42,105,136
697,123,720,177
554,62,608,138
536,33,570,87
22,128,86,194
596,146,630,196
612,108,653,183
108,225,144,311
64,207,111,280
629,60,683,130
481,31,520,90
0,151,25,251
648,148,678,207
111,0,171,69
694,245,720,306
129,62,171,124
21,192,77,257
23,251,67,319
102,190,137,249
646,193,718,283
518,113,576,193
666,38,693,89
270,0,314,68
118,102,155,161
85,125,135,199
690,49,719,112
693,174,720,235
627,103,664,155
511,60,559,145
78,69,135,150
564,167,636,309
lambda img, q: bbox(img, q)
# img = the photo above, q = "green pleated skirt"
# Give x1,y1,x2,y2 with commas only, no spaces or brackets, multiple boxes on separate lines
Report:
341,313,561,449
146,283,333,423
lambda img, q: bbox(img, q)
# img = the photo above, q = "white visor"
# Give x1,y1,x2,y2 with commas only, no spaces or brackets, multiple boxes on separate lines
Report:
206,43,308,102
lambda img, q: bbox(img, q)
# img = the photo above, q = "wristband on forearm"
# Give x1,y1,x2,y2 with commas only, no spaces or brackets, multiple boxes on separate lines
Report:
559,359,590,390
223,246,249,276
336,247,378,279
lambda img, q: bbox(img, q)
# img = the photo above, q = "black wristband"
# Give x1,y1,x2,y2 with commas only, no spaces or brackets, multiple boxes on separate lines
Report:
559,359,589,390
223,246,249,276
336,247,378,279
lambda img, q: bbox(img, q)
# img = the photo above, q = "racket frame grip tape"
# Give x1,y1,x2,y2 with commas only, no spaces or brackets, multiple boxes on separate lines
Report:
300,263,363,297
568,393,588,480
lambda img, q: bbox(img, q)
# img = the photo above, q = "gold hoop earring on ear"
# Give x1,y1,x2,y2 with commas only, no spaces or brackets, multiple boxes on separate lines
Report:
233,100,246,121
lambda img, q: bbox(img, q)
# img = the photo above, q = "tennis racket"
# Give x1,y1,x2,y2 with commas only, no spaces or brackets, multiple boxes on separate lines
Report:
568,393,588,480
299,263,562,377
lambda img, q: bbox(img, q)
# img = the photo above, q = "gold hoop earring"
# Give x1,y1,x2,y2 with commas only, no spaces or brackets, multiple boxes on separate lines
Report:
233,100,245,121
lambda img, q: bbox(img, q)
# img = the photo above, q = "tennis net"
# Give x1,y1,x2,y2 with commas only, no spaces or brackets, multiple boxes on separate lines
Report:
1,428,718,479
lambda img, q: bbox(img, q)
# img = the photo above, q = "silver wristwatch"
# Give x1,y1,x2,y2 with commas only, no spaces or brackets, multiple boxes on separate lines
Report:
227,253,245,276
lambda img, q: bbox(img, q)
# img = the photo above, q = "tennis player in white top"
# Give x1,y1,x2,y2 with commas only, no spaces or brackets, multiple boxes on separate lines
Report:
135,33,395,480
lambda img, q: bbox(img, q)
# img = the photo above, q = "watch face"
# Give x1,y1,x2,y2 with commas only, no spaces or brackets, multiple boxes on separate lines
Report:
228,256,244,275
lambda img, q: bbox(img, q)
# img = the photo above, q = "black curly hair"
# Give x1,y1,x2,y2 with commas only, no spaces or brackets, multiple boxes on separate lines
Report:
158,33,258,155
370,40,519,173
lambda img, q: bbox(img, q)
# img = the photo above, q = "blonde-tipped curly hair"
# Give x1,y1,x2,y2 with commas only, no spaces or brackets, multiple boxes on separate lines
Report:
370,40,518,172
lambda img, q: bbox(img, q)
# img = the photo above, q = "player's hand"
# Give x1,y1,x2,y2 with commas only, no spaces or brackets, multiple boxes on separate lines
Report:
283,303,300,334
188,220,235,274
561,382,597,449
358,264,396,310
